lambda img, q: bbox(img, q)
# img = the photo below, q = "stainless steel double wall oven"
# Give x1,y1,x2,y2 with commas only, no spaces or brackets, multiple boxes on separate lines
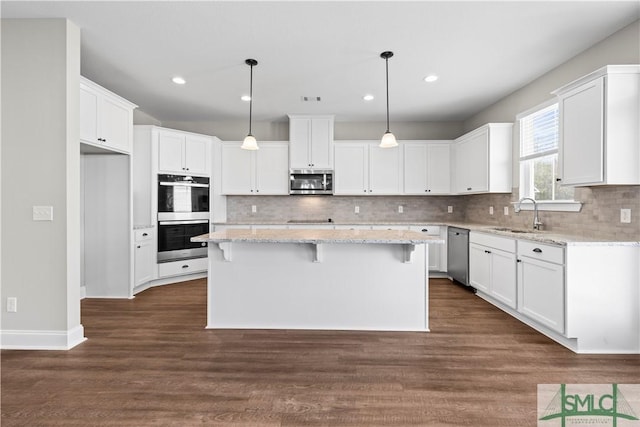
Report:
157,174,209,262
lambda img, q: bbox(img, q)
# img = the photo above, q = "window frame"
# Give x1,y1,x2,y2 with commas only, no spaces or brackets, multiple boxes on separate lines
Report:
516,99,582,213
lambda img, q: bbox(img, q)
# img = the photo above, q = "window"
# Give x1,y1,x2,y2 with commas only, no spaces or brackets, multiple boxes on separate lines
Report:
518,101,574,202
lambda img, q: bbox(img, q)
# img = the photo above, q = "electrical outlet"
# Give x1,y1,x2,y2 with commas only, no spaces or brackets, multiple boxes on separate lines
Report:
354,206,360,214
504,206,509,216
398,205,403,214
447,206,453,214
7,297,17,313
620,208,631,223
33,206,53,221
251,205,257,213
489,206,494,215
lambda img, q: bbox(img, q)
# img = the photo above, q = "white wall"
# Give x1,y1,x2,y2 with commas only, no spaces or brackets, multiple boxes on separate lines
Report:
1,19,84,349
463,20,640,131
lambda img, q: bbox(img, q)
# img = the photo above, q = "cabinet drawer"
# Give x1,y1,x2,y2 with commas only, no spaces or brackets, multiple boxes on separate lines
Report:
413,225,440,236
158,257,208,278
470,232,516,253
134,229,153,242
517,240,564,264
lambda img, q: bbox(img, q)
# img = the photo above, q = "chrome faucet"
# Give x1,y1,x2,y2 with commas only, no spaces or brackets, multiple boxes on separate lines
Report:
515,197,543,231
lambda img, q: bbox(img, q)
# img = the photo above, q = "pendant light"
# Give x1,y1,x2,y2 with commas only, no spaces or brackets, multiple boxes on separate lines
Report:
241,58,259,150
379,51,398,148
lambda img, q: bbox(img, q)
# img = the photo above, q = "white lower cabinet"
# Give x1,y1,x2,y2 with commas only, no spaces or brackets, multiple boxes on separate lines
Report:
517,241,565,334
158,257,208,278
469,232,517,309
134,228,155,287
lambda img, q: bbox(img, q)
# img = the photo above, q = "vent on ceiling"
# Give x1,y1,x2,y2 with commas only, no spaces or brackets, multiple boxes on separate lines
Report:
301,96,322,102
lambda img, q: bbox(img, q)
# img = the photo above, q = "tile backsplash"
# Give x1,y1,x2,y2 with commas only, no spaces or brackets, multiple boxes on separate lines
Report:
226,185,640,240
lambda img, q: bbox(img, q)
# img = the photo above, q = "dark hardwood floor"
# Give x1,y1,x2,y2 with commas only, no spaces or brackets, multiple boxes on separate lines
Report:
2,278,639,426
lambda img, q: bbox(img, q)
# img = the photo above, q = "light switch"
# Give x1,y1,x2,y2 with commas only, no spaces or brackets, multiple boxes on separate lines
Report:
504,207,509,216
447,206,453,214
33,206,53,221
489,206,494,215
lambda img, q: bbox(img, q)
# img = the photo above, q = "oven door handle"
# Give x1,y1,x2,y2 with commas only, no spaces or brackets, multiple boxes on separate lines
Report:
159,220,209,226
159,182,209,188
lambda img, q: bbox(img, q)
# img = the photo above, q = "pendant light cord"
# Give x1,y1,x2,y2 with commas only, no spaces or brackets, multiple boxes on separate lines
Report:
248,62,254,136
385,56,390,133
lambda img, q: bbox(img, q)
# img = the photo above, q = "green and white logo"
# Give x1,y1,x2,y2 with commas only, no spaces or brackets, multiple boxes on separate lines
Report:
538,384,640,427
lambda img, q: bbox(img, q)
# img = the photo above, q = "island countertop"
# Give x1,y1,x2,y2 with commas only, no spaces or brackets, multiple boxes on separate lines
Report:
192,228,444,245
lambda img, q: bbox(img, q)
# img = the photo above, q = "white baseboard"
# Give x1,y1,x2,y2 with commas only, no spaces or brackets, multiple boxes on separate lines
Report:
80,285,87,300
1,325,87,350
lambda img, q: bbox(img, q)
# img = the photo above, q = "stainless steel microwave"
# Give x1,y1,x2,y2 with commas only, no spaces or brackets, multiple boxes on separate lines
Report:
289,169,333,195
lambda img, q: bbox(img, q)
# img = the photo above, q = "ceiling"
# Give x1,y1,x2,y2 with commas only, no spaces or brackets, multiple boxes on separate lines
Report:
3,1,639,124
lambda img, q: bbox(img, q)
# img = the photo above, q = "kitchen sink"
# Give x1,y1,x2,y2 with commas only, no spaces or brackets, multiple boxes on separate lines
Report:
491,227,535,234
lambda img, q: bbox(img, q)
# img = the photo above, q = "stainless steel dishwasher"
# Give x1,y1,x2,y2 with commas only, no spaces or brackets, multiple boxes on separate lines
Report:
447,226,470,287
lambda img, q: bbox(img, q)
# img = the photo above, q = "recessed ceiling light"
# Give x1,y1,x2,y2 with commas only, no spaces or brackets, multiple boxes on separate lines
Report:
172,76,186,85
424,74,439,83
363,94,374,101
241,95,251,102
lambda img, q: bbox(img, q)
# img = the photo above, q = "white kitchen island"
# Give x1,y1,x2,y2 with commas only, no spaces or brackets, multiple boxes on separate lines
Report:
192,228,442,332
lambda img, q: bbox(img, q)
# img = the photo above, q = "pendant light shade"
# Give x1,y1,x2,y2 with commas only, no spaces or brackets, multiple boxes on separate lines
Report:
241,59,259,150
379,51,398,148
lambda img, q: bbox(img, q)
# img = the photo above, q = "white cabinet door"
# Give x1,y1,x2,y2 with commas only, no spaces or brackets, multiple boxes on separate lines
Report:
221,142,288,195
289,115,334,169
309,117,333,169
368,143,401,194
559,77,604,185
517,256,565,333
158,132,211,175
101,97,131,153
255,143,289,194
80,86,99,144
184,135,210,175
289,117,311,168
490,248,517,309
221,142,253,194
456,130,488,193
80,78,135,154
403,144,428,194
427,144,451,194
334,144,368,195
403,143,451,195
469,243,491,293
158,132,186,173
134,239,154,286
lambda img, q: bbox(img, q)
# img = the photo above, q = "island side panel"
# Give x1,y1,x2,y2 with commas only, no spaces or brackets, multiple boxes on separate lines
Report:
206,242,429,332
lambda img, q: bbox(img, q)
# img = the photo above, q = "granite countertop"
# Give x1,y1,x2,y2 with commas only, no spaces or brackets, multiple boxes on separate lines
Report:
212,221,639,247
192,228,445,245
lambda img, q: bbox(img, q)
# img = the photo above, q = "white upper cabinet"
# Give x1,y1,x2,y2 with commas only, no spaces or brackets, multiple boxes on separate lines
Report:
334,141,402,195
158,130,211,176
289,115,334,169
403,141,451,194
453,123,513,194
221,142,289,195
80,77,137,154
552,65,640,186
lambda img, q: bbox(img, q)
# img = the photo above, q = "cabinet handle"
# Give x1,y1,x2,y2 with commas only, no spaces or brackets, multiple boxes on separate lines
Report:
369,190,372,193
256,189,259,193
517,259,522,263
182,265,189,269
421,229,428,232
425,189,428,192
533,248,542,253
142,233,148,237
363,189,367,193
556,178,562,182
467,187,472,191
484,250,491,254
136,245,141,249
